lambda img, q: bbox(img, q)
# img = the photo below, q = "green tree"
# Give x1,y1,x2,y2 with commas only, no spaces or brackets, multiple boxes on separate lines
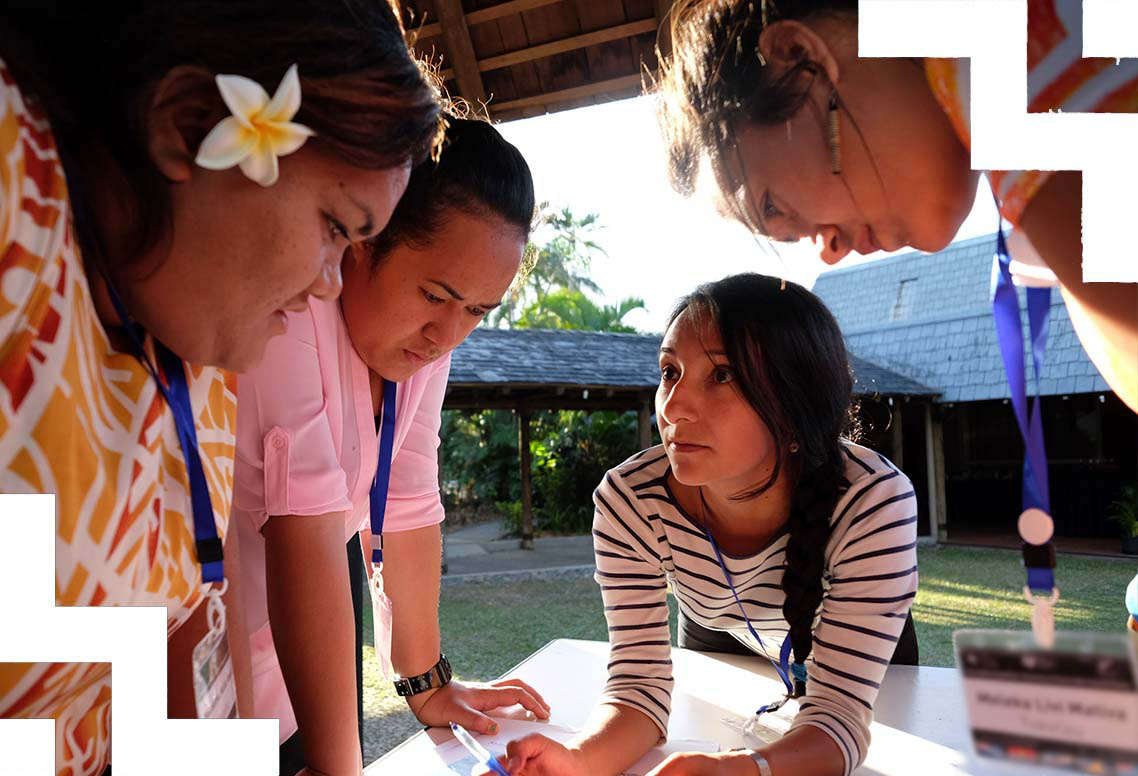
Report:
515,289,645,333
491,204,606,328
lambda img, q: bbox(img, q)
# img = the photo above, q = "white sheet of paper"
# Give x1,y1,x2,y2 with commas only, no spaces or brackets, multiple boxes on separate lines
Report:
427,718,718,776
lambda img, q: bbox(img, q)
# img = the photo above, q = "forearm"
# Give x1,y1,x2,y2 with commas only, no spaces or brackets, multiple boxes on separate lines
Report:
264,513,361,776
1020,170,1138,411
381,524,444,716
571,702,664,776
758,724,845,776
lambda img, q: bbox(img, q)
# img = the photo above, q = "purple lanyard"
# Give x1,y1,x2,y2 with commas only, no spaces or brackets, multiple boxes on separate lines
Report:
991,220,1054,593
105,281,223,583
368,379,397,566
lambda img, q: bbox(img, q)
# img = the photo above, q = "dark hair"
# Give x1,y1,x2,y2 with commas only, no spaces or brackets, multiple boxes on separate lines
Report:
657,0,857,226
668,272,856,689
367,116,537,264
0,0,442,277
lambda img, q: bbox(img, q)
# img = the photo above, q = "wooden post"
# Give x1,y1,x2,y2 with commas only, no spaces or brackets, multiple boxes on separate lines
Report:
637,397,653,451
891,400,904,471
924,402,948,543
434,0,488,105
518,408,535,550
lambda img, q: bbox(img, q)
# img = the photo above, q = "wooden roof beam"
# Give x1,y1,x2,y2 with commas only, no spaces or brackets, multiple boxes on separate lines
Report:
434,0,487,105
477,18,658,73
490,73,643,113
411,0,564,40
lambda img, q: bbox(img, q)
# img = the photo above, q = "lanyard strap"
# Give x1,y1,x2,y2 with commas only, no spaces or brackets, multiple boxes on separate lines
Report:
104,278,222,582
701,527,796,699
369,379,397,566
992,223,1054,594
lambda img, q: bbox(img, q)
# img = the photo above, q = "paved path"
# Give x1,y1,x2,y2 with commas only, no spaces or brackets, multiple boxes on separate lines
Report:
442,520,595,578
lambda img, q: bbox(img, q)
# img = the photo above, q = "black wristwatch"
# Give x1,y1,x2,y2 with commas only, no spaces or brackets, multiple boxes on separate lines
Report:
394,653,453,697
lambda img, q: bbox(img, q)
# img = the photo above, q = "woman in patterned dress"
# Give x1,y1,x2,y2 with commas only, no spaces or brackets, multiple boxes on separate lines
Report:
0,2,440,774
656,0,1137,414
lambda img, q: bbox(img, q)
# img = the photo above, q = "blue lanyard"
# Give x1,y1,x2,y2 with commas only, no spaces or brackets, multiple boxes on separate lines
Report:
991,221,1054,593
698,524,800,704
368,379,397,566
104,281,222,583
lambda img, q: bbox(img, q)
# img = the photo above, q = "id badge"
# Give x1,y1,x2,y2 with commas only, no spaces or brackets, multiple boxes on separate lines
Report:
191,586,238,720
955,629,1138,773
370,567,395,680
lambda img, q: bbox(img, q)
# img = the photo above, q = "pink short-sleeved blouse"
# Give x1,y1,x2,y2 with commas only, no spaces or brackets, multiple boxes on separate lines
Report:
231,296,449,741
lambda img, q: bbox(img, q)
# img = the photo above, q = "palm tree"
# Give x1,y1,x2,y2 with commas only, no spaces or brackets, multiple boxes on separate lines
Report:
516,290,645,333
490,204,606,328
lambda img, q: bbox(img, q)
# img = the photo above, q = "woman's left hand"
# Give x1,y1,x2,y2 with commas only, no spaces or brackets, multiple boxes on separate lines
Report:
410,678,552,734
645,751,760,776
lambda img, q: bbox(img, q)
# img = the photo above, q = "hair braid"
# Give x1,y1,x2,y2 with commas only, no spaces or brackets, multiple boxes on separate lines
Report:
781,447,848,695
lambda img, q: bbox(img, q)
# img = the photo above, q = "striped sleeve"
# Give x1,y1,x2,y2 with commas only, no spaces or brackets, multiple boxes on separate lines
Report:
593,471,674,738
789,458,919,775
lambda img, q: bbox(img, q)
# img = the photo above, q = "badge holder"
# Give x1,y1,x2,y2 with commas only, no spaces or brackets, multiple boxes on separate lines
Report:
369,540,395,681
191,581,238,719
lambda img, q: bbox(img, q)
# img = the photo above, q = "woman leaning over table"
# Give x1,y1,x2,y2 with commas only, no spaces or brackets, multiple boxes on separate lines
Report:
0,2,439,774
501,274,919,776
231,116,551,776
657,0,1137,411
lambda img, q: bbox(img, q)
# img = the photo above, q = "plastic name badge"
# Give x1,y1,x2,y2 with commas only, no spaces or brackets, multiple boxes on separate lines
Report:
955,630,1138,774
191,588,238,719
370,569,395,680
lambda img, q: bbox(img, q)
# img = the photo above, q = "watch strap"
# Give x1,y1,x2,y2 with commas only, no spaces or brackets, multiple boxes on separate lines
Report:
394,653,452,697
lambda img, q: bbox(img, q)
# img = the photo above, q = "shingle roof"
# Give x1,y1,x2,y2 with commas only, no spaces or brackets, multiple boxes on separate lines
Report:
450,327,936,396
449,328,660,388
811,233,1111,403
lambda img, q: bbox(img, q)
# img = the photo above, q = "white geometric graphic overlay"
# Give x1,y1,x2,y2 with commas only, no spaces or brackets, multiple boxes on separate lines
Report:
860,0,1137,282
0,495,277,775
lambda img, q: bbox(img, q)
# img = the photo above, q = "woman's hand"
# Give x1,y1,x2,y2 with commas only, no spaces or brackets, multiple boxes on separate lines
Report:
644,751,761,776
410,678,551,734
493,734,589,776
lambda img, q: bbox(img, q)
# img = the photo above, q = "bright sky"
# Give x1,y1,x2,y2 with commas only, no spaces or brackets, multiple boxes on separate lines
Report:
497,94,1000,334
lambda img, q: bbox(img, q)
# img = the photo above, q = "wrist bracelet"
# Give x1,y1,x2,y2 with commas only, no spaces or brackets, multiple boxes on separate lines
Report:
744,749,773,776
394,653,452,697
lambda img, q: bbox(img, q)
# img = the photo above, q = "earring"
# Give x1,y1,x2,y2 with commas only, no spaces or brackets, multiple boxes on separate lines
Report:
827,90,841,175
789,442,800,453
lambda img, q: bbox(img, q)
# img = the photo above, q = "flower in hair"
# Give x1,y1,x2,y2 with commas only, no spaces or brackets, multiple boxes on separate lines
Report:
195,64,314,187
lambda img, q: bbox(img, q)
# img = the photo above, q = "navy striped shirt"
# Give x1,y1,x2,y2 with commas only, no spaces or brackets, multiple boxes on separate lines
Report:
593,441,918,775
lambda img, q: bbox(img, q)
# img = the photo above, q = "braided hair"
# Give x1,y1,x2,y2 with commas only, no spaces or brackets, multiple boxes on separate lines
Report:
670,273,856,695
656,0,858,231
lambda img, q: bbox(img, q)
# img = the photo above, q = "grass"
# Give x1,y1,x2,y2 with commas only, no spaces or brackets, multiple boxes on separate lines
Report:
361,546,1136,761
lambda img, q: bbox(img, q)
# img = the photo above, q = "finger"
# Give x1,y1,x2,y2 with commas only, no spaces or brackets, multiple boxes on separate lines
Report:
452,704,501,735
489,677,551,711
504,733,555,769
474,686,551,719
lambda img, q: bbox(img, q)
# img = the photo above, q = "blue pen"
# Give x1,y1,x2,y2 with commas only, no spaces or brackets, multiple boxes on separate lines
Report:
450,721,512,776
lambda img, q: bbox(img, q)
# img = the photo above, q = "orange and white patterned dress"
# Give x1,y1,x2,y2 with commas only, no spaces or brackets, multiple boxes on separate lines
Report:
925,0,1138,225
0,60,237,776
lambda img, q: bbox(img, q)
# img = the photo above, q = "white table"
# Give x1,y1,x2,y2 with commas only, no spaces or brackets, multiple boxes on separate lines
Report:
366,638,1071,776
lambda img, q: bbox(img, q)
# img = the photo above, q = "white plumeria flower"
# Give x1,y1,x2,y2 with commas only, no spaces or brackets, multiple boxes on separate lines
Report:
195,63,315,187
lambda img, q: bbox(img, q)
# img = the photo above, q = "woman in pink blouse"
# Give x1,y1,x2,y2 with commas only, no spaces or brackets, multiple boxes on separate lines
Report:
231,117,548,776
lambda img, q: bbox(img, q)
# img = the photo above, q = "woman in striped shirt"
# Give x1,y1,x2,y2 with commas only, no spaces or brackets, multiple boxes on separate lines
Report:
502,274,918,776
656,0,1136,412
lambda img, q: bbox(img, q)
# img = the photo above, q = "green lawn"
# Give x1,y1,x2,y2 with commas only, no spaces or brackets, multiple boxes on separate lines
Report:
361,546,1136,761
